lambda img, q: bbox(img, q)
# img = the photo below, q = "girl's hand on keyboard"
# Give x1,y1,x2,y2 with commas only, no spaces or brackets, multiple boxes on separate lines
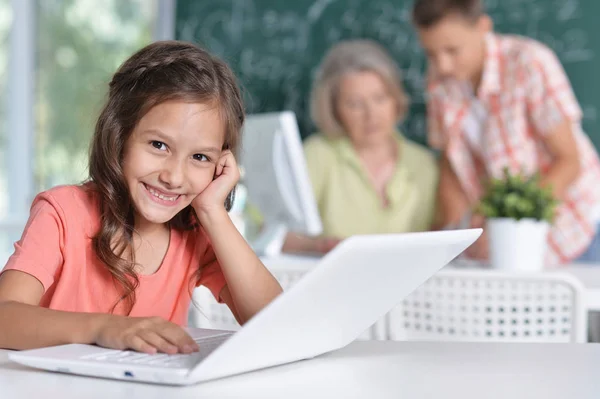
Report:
94,315,200,354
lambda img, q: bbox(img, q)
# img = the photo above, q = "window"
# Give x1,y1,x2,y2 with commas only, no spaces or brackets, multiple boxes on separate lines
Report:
0,0,172,264
0,1,9,218
0,0,12,263
35,0,155,188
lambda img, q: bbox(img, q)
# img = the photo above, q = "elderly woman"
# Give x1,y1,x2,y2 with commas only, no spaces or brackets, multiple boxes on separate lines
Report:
282,39,439,254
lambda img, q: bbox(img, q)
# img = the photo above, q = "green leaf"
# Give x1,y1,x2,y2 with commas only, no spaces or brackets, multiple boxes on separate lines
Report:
476,169,558,222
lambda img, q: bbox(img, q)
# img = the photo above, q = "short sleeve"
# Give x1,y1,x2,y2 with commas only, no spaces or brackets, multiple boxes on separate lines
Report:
526,47,582,136
303,135,332,203
1,197,65,291
196,243,227,303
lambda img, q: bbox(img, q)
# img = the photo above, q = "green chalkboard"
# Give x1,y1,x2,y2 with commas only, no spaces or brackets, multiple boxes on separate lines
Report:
176,0,600,149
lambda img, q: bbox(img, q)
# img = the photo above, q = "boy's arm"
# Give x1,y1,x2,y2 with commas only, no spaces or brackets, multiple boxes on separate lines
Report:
526,49,583,200
433,153,471,229
538,119,580,200
426,86,471,229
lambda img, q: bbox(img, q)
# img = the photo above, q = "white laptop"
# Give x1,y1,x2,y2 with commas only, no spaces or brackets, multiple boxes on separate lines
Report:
9,229,481,385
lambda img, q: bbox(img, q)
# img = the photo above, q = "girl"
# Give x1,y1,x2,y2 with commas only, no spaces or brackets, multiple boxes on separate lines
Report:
0,41,282,354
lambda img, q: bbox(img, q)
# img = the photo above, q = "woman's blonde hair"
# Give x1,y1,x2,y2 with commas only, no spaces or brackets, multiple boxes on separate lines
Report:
310,39,409,138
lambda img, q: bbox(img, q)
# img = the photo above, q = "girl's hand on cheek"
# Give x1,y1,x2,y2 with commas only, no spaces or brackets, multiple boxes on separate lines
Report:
192,150,239,217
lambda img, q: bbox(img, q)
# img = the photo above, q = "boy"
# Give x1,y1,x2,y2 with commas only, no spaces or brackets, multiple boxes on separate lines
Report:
413,0,600,264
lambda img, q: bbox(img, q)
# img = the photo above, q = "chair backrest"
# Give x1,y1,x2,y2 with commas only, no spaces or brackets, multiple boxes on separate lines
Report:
189,259,387,340
189,265,309,331
388,269,587,343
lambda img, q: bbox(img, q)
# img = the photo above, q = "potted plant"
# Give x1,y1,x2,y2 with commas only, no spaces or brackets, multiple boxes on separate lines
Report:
476,168,558,272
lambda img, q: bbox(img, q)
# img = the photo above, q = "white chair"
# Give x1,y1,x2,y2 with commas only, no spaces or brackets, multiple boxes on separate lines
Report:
388,269,587,343
188,259,387,340
189,265,309,332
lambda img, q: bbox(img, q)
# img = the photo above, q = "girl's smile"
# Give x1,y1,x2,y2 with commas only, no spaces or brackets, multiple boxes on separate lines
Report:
142,183,183,206
122,100,226,229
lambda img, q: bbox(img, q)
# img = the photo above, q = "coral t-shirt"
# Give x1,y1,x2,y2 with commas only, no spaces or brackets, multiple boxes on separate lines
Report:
1,184,227,326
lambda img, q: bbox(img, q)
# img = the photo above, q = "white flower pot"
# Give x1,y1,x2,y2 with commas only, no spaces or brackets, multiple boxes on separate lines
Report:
487,218,549,272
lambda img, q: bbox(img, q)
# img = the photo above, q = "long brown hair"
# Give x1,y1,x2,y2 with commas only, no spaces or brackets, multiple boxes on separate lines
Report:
88,41,245,313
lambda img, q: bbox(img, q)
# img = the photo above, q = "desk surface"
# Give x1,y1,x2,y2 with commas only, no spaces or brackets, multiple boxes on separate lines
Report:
564,264,600,288
1,341,598,399
562,265,600,311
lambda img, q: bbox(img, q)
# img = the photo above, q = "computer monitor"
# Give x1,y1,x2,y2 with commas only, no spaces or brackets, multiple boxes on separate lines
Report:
239,111,323,257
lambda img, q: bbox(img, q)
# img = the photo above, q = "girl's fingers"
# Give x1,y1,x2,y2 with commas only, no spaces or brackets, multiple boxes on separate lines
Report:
220,152,238,173
216,158,225,177
126,335,157,355
138,331,179,354
155,324,199,353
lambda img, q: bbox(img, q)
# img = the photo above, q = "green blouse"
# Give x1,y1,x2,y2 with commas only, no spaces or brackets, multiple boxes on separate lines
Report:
304,133,438,238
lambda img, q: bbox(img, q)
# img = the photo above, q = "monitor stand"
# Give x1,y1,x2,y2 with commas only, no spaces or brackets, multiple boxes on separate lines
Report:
251,223,288,257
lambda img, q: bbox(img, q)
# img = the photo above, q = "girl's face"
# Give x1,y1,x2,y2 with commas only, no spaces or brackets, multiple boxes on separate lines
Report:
122,100,226,229
335,70,398,149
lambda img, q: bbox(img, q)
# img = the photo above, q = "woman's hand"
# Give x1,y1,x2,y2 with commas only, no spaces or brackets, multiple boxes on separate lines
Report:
94,315,199,354
192,150,240,217
313,236,342,254
282,233,342,255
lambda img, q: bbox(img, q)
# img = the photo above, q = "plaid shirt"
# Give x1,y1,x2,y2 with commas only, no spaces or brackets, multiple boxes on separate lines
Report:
427,33,600,265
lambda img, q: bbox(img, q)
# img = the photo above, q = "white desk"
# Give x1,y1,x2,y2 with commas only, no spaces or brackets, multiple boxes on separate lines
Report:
1,342,598,398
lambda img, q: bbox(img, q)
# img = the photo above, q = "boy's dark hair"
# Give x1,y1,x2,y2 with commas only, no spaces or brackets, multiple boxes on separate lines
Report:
412,0,484,28
88,41,245,314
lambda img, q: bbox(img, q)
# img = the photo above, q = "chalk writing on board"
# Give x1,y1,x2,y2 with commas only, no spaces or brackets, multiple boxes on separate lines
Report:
561,29,593,63
556,0,581,22
583,106,597,122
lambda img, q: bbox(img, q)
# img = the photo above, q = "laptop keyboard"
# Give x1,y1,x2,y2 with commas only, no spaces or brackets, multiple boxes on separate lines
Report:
81,333,232,368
